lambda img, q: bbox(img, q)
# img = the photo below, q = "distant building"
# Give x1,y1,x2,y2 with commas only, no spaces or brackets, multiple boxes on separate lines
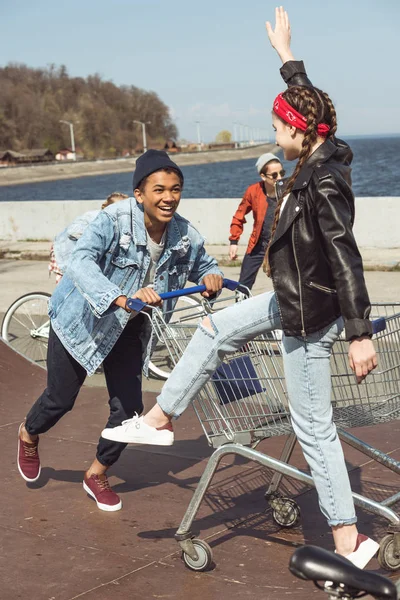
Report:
164,141,180,153
55,148,75,161
0,148,55,166
186,143,203,152
207,142,236,150
55,147,83,161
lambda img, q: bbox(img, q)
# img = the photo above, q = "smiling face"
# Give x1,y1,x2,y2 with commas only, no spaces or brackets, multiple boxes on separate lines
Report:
272,113,304,161
260,159,284,195
134,169,182,230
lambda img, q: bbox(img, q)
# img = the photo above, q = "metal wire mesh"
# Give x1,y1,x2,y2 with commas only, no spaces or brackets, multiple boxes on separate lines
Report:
331,304,400,428
151,299,400,448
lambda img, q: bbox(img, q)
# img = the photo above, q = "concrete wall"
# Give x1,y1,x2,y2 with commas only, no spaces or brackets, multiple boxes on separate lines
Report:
1,197,399,248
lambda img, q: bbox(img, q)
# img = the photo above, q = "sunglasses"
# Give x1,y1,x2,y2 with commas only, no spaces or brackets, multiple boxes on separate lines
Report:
265,169,286,180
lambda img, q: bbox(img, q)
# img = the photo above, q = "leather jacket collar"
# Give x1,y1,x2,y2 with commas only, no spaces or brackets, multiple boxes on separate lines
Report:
275,138,352,202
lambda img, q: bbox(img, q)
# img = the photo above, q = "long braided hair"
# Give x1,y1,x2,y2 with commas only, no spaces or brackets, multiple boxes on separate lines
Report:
263,86,337,276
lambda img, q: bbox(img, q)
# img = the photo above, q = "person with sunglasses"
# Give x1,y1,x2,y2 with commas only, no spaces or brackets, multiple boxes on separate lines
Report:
228,153,285,290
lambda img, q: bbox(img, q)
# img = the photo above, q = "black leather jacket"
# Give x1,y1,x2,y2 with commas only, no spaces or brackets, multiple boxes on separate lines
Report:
270,61,372,341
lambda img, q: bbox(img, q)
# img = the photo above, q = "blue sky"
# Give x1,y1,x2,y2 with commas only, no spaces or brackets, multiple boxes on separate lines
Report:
1,0,399,142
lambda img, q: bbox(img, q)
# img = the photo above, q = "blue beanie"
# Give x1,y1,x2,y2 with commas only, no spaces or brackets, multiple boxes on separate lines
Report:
132,149,184,190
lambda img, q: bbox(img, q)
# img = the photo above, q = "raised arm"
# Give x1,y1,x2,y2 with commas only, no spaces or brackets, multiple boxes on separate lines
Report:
266,6,313,88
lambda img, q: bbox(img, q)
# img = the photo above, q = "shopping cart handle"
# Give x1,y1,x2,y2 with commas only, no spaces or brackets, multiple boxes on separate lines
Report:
372,317,386,335
126,278,240,312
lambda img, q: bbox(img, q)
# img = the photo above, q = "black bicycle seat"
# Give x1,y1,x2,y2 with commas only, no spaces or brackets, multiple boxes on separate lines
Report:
289,545,397,600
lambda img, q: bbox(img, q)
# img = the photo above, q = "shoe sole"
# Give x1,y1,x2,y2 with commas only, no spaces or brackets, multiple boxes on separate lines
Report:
83,481,122,512
17,423,41,483
101,428,174,446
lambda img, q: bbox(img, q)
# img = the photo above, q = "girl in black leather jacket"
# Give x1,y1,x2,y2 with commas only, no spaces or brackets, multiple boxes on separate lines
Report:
102,7,379,570
261,7,378,563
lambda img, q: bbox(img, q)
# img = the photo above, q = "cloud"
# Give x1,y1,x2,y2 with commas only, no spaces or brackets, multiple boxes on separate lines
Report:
187,102,235,119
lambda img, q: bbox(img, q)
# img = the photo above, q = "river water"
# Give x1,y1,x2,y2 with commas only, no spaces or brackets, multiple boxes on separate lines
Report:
0,136,399,201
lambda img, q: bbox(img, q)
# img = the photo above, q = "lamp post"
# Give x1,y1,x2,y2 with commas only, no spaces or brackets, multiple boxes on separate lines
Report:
239,123,244,146
59,120,76,160
133,120,151,153
244,125,249,146
233,122,238,148
195,120,202,151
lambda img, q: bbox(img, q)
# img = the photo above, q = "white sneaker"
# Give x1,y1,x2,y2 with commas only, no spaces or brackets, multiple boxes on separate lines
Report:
344,534,380,569
101,415,174,446
325,534,380,589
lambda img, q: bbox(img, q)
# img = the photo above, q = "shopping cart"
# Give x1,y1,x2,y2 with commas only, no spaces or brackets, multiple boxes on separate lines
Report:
129,284,400,573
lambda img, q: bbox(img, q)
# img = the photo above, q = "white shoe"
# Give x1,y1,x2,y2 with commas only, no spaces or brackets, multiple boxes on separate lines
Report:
101,415,174,446
325,534,380,589
343,534,380,569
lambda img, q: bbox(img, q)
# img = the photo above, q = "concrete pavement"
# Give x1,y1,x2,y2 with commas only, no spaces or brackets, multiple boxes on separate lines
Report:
0,239,399,268
1,253,398,393
1,321,400,599
0,243,399,315
1,249,400,598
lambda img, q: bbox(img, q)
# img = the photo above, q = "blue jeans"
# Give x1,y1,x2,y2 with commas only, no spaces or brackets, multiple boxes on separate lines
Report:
157,291,356,526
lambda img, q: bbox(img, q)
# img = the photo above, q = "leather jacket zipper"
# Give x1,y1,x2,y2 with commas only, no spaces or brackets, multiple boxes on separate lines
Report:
292,227,306,337
308,281,337,294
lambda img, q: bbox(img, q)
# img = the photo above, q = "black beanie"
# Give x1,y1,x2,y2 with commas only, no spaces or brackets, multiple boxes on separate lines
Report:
132,149,184,190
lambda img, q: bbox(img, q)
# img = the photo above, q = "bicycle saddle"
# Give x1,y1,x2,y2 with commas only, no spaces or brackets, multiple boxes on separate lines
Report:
289,545,397,600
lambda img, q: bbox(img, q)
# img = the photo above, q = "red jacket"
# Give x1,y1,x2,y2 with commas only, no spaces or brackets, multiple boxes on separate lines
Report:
229,181,271,254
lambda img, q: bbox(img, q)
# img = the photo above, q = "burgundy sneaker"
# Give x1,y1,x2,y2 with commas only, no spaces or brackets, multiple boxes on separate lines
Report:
17,423,41,482
83,473,122,512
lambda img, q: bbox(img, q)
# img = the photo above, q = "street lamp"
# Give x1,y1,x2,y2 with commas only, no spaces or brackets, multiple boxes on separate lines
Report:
239,123,244,146
244,125,249,146
195,120,202,151
133,120,151,153
233,122,238,148
59,120,76,160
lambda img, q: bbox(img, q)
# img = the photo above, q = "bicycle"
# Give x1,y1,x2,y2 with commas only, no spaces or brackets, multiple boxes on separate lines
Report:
1,290,205,379
1,292,51,368
289,544,398,599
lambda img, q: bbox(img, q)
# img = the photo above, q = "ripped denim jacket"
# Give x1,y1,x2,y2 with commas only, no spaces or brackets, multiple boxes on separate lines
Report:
48,198,222,375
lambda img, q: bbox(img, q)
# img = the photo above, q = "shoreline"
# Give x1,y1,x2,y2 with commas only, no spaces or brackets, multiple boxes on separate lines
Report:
0,143,277,187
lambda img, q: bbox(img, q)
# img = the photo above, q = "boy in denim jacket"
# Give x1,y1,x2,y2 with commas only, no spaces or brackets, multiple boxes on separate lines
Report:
17,150,223,512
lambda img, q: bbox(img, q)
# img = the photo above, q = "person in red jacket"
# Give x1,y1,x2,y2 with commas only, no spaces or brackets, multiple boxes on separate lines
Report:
229,153,285,290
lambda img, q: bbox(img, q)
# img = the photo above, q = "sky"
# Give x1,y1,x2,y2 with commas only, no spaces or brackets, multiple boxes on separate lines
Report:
1,0,399,142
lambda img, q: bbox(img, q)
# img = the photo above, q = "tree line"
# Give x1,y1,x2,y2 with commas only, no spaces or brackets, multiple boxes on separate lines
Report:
0,63,178,158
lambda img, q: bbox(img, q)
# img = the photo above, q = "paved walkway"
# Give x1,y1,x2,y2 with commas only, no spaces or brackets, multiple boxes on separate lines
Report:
1,244,399,598
1,339,400,599
1,240,400,270
0,250,399,318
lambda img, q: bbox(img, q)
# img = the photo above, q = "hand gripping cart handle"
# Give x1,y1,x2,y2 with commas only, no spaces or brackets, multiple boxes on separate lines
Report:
125,278,241,312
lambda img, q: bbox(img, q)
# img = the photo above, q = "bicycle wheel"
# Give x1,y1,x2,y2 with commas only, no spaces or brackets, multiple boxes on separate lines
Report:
1,292,51,368
148,295,204,380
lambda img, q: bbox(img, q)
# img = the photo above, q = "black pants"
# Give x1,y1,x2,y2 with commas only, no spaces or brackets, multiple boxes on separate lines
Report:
239,239,268,290
25,316,145,467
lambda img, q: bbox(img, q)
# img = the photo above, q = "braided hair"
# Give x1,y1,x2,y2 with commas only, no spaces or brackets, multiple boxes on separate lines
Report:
262,86,337,276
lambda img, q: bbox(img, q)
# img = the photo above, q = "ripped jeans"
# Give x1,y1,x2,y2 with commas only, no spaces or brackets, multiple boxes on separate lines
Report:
157,291,356,527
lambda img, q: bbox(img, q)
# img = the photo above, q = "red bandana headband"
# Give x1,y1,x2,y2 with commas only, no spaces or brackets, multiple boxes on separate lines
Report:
273,93,330,137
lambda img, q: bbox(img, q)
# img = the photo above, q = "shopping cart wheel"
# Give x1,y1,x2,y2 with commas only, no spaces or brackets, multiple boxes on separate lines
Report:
378,534,400,571
270,497,300,528
181,539,213,572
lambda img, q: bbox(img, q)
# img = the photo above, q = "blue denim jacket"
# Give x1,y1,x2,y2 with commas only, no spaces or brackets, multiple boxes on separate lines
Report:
48,198,222,376
53,209,100,273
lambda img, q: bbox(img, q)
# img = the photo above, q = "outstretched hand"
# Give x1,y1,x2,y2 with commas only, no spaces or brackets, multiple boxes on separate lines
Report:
266,6,294,65
348,337,377,384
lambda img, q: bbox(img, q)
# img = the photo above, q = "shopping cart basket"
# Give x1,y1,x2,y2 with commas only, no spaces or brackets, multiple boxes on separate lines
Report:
128,287,400,573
